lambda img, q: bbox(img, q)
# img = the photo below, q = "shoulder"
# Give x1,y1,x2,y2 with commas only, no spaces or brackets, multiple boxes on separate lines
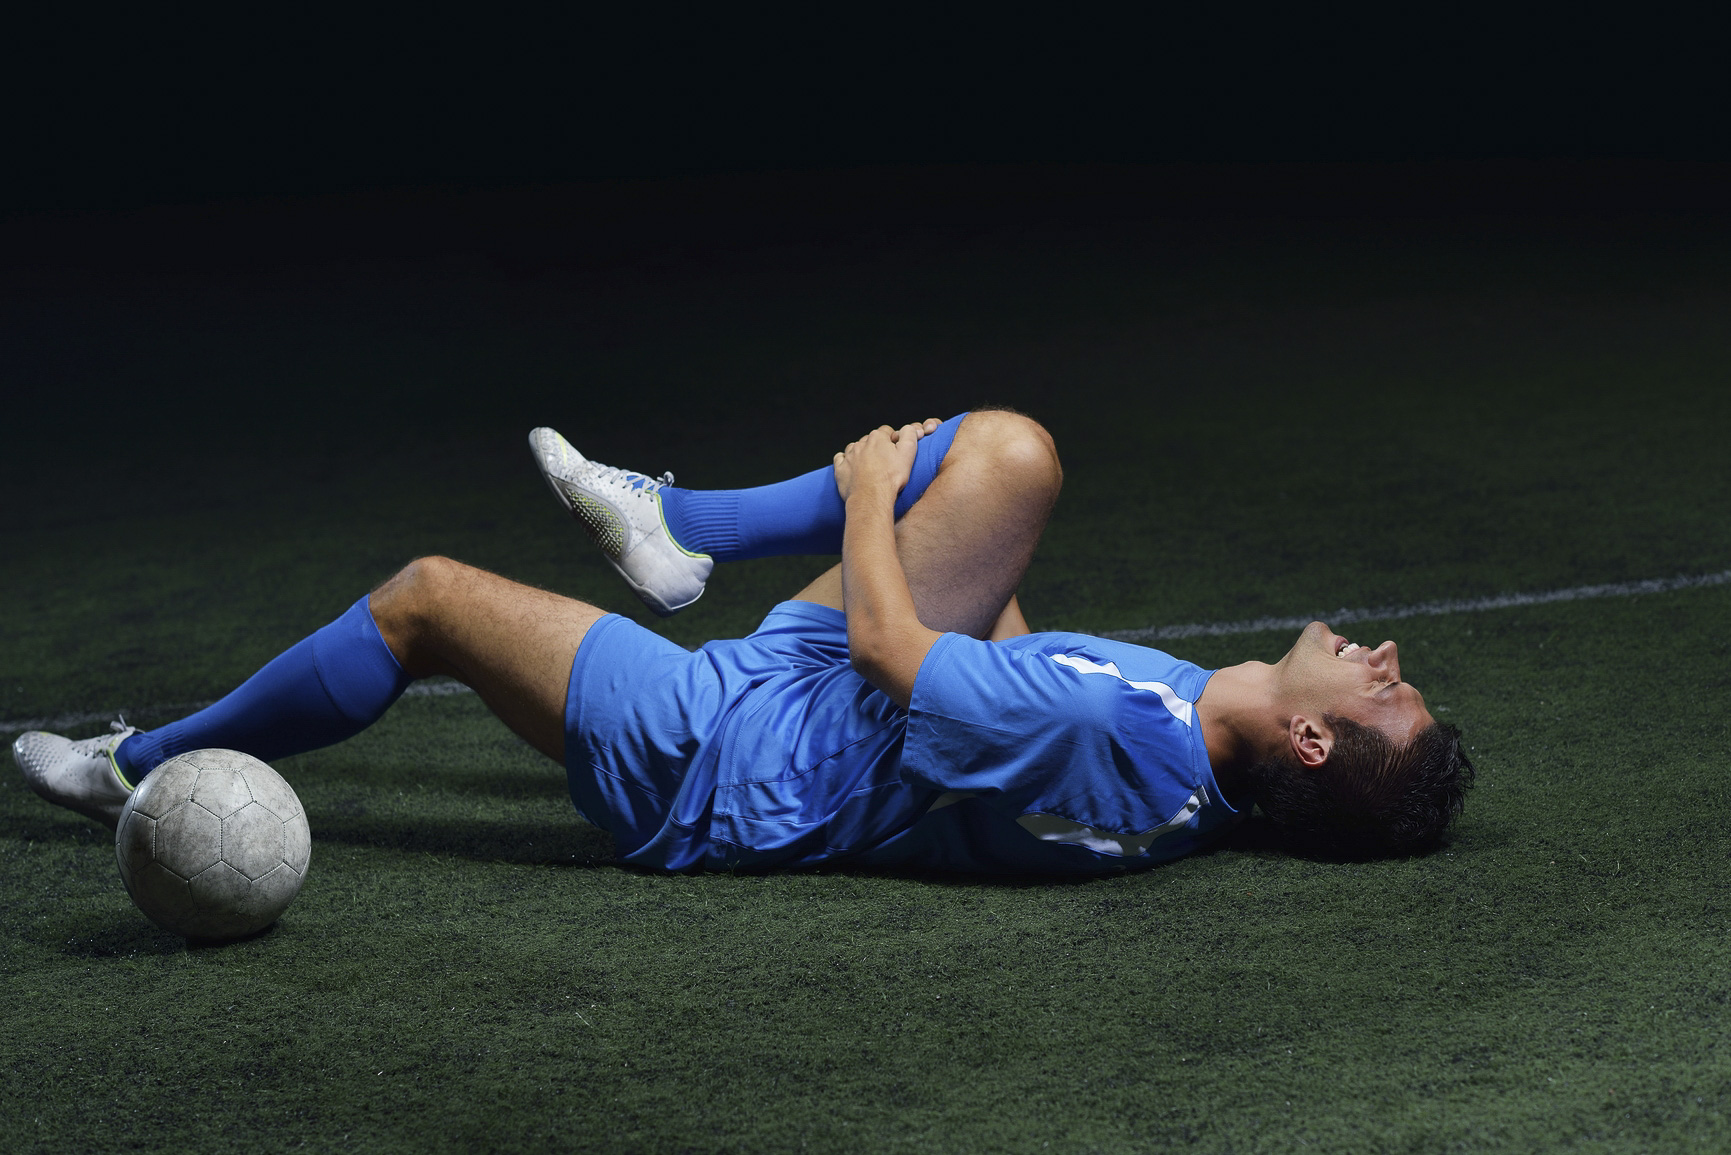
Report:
995,633,1215,704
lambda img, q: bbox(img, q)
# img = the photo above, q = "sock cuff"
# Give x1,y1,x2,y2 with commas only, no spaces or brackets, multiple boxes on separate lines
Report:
310,596,413,725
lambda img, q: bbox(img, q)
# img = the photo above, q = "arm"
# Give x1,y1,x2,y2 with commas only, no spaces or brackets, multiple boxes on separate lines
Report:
834,424,943,708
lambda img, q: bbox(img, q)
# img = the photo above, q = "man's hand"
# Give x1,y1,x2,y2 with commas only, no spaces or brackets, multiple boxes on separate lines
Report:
833,418,941,501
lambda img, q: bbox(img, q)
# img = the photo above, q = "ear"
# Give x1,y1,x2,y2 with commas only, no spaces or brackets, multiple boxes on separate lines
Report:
1287,714,1334,768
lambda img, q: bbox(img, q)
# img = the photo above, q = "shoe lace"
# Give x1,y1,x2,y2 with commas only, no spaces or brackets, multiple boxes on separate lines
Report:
594,465,676,494
70,716,135,755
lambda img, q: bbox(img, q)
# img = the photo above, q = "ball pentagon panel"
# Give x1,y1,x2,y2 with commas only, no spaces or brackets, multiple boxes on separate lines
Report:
154,800,224,880
224,803,288,881
188,764,253,818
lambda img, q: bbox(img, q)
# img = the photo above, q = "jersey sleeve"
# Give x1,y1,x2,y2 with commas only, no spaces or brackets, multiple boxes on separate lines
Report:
901,632,1207,836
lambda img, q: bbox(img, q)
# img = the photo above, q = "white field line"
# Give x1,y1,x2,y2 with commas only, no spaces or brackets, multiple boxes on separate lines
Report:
4,569,1727,735
1098,569,1731,643
0,679,472,737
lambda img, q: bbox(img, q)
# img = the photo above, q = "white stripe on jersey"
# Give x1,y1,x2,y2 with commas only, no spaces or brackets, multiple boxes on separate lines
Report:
1048,653,1195,726
1015,790,1206,857
928,790,974,811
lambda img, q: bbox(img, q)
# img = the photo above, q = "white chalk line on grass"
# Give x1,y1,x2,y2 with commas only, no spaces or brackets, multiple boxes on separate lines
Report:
0,680,472,738
4,569,1727,735
1099,568,1731,643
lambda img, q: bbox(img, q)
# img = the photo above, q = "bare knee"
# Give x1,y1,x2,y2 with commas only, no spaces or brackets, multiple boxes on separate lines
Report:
369,555,474,670
373,554,468,619
954,410,1063,501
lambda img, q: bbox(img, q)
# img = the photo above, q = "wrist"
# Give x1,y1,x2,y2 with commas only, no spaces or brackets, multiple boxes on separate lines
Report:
845,479,901,512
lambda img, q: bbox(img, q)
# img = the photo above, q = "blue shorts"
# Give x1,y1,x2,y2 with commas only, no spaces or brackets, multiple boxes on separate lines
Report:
564,600,912,870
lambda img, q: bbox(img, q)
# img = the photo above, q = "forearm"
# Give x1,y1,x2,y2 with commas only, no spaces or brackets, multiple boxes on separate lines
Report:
841,483,940,707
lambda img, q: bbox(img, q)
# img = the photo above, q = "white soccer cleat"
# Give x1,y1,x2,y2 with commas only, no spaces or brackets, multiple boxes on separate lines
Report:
12,720,139,830
528,426,714,616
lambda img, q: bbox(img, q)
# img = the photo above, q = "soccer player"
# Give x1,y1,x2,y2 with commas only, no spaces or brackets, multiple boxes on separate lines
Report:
12,411,1471,871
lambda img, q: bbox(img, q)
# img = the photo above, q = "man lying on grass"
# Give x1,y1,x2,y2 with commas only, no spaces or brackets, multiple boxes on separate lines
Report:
14,411,1472,871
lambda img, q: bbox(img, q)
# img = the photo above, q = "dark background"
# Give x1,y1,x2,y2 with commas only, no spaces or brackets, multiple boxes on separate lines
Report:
3,7,1727,216
5,5,1728,540
5,6,1728,599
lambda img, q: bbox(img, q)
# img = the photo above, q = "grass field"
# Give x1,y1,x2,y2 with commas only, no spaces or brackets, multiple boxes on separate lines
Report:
4,166,1730,1152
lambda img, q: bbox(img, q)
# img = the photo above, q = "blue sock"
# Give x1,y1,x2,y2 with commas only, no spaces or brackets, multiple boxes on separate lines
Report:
113,596,412,784
660,413,966,560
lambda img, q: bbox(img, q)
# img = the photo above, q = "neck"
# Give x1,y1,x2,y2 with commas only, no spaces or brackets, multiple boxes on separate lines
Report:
1196,660,1285,811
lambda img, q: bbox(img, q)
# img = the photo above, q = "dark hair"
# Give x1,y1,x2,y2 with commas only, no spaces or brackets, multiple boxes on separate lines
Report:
1247,716,1474,856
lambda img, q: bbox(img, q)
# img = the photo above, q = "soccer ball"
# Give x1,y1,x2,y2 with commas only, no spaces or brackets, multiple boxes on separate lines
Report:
115,749,312,941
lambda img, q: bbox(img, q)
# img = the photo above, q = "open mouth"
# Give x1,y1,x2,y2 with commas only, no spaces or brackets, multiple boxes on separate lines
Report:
1335,638,1362,657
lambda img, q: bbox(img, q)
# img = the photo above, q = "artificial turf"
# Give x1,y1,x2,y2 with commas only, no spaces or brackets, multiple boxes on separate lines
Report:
3,166,1730,1152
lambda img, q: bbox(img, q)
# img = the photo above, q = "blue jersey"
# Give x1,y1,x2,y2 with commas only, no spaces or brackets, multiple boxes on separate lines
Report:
567,602,1241,875
851,631,1239,873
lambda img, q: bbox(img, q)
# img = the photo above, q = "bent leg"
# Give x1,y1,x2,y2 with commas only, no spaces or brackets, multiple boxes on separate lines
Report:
659,414,960,560
369,556,608,763
116,558,603,783
794,410,1062,638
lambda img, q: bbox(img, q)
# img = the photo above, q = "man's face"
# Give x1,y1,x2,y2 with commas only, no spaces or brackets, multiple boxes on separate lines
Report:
1274,620,1435,745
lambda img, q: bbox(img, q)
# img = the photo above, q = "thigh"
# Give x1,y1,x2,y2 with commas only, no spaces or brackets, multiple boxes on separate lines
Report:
370,557,608,764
